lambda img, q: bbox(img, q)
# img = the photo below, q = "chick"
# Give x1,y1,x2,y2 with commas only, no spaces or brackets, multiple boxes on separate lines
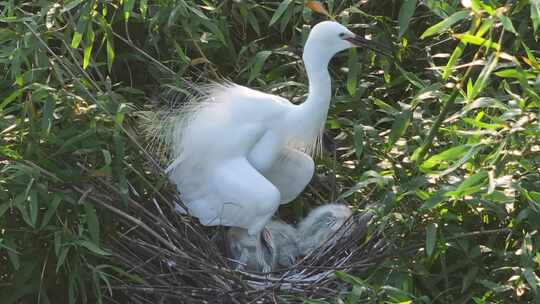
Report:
297,204,354,255
226,220,299,272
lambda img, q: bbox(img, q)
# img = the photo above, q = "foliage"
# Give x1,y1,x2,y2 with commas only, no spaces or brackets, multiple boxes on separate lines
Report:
0,0,539,303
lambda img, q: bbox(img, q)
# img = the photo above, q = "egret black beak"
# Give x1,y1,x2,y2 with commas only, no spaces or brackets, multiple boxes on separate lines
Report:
345,35,392,57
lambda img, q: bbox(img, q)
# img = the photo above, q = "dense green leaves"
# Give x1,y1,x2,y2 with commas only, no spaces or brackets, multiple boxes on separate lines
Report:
1,0,539,303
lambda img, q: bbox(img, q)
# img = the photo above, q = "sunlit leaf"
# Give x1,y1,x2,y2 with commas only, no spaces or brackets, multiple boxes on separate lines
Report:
398,0,417,37
426,223,437,257
270,0,292,26
421,10,470,39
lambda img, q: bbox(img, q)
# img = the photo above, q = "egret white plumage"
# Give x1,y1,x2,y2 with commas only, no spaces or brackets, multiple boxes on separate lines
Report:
153,21,382,272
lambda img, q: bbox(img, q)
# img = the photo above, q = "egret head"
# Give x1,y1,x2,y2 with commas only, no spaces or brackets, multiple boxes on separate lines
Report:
303,21,385,67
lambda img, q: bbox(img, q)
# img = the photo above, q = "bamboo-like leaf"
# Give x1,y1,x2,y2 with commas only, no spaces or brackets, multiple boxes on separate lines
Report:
269,0,292,26
83,24,94,69
78,240,110,256
469,54,499,100
248,50,271,83
347,48,359,96
84,202,100,244
353,124,364,161
421,10,469,39
386,110,412,151
426,223,437,257
531,0,540,33
454,34,501,51
398,0,417,38
497,15,517,35
40,195,62,229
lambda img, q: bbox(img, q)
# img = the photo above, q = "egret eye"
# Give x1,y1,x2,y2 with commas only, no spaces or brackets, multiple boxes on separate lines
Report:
339,33,346,38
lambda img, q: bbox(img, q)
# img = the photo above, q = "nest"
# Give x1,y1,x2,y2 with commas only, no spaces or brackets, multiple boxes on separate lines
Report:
96,187,388,303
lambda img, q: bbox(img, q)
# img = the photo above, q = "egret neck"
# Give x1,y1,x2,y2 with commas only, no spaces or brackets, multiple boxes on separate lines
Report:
291,46,333,146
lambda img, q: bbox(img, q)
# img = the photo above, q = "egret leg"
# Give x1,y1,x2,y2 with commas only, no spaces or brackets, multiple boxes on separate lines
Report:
202,157,281,235
262,148,315,205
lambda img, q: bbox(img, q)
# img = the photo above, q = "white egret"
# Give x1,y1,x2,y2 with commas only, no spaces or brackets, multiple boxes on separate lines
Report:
159,21,383,271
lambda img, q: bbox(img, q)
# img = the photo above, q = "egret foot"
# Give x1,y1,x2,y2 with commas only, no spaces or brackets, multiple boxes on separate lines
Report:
226,220,299,272
297,204,356,256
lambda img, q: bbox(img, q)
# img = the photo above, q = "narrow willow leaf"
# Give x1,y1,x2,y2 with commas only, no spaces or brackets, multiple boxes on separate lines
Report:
450,170,488,198
84,202,100,244
347,48,359,96
386,110,412,151
248,50,271,83
60,0,84,13
40,97,54,136
40,195,61,229
420,145,472,170
5,237,19,271
353,124,364,161
454,34,501,51
426,223,437,257
83,24,94,69
105,26,115,72
139,0,148,18
462,267,479,292
123,0,135,20
497,15,517,34
71,31,83,49
470,54,499,100
531,0,540,33
270,0,292,26
398,0,417,37
421,10,469,39
78,240,110,256
28,190,38,227
523,268,539,293
443,41,466,80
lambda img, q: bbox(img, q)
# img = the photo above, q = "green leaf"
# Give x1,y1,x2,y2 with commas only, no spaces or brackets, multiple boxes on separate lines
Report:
469,54,499,100
83,24,95,69
4,237,19,271
40,195,62,229
420,145,472,170
353,124,364,161
28,190,38,227
83,202,100,244
123,0,135,20
448,170,488,198
523,268,539,294
398,0,417,37
78,240,110,256
462,266,479,292
497,15,517,35
386,110,412,151
426,223,437,257
347,48,359,96
421,10,469,39
269,0,292,27
41,97,55,135
248,50,271,83
454,34,501,51
443,41,466,80
70,31,83,49
106,33,115,72
531,0,540,33
139,0,148,17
